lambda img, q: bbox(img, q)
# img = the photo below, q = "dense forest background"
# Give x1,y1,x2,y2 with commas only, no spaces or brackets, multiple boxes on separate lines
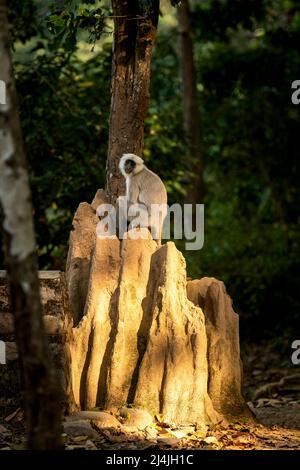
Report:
2,0,300,341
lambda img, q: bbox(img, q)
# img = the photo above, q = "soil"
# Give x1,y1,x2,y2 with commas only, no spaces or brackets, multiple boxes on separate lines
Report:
1,339,300,450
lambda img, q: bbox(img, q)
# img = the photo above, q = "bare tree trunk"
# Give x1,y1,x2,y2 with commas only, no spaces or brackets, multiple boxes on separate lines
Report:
178,0,204,204
106,0,160,203
0,0,62,450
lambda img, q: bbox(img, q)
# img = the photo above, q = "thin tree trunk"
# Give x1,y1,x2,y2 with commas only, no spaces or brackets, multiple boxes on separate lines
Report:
178,0,204,204
0,0,62,449
106,0,160,203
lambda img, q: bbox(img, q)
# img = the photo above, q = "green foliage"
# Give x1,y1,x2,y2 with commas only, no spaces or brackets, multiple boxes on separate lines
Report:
138,0,154,11
14,42,111,267
184,0,300,337
8,0,39,43
45,1,109,51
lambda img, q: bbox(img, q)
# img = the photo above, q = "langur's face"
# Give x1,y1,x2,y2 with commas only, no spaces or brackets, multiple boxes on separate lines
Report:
124,159,136,174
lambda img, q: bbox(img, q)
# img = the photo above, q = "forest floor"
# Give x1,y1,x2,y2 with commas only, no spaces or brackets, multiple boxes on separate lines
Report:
1,340,300,450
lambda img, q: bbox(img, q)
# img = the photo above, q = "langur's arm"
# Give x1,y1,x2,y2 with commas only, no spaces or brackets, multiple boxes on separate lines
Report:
128,180,139,205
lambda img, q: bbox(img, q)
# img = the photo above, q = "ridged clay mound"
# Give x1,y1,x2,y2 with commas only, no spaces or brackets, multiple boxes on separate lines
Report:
66,190,252,427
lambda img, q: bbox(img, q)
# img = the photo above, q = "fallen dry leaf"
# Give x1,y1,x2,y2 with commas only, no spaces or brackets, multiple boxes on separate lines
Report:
5,408,22,423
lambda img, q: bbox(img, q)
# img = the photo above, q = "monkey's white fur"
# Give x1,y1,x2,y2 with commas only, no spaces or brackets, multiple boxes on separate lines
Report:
118,153,167,243
120,153,144,175
119,153,145,199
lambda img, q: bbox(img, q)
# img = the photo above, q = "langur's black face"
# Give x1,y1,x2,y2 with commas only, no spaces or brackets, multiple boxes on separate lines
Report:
124,159,136,174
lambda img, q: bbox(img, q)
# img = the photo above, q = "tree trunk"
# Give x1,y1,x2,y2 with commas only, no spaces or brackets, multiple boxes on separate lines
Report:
0,0,62,449
177,0,204,204
106,0,160,203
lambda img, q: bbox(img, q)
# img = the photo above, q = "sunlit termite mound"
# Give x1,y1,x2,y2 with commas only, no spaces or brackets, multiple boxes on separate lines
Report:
65,189,253,428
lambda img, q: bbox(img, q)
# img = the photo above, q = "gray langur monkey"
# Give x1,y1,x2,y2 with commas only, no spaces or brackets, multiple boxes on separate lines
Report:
118,153,168,244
